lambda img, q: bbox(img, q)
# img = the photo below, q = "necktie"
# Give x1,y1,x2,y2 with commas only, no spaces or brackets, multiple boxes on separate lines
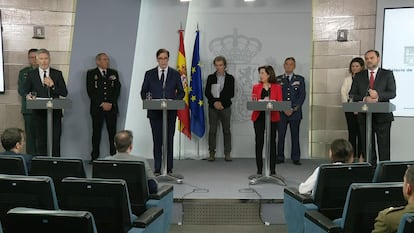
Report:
160,70,165,87
369,71,375,89
43,70,47,86
102,70,106,77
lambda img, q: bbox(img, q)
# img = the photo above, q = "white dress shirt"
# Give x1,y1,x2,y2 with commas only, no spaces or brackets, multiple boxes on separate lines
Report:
38,67,50,84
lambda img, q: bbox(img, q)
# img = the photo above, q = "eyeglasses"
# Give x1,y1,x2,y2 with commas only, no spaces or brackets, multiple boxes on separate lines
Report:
157,57,169,60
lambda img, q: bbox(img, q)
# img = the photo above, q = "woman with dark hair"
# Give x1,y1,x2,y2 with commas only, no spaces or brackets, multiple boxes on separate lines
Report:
251,65,282,176
341,57,365,161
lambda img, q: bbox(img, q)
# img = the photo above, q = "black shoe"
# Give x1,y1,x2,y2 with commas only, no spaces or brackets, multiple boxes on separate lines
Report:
154,171,161,176
276,159,284,164
293,160,302,165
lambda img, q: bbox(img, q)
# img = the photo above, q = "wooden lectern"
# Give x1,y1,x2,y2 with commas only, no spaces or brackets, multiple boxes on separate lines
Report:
27,98,72,157
143,99,185,184
247,100,291,186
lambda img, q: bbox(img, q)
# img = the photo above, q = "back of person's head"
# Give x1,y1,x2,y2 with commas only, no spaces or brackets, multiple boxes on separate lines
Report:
404,166,414,199
329,139,353,163
114,130,133,153
406,166,414,184
1,128,24,151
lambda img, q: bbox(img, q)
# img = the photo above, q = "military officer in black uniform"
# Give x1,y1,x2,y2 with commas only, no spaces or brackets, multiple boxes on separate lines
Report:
18,48,38,155
86,53,121,162
372,165,414,233
276,57,306,165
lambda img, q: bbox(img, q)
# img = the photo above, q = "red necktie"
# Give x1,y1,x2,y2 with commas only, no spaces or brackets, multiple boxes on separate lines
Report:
369,71,375,89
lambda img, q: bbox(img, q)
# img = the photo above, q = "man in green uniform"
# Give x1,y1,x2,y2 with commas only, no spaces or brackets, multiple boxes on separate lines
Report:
17,48,38,155
372,165,414,233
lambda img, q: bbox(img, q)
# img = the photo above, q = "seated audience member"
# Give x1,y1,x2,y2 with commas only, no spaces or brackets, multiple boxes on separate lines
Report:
298,139,354,194
103,130,158,193
372,165,414,233
0,127,33,171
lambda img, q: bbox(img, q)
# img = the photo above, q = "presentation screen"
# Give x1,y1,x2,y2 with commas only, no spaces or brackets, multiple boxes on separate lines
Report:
0,10,4,93
376,1,414,117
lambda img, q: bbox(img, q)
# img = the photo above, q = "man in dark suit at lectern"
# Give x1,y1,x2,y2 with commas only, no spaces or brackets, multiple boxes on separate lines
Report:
349,49,396,164
25,48,68,156
140,48,184,175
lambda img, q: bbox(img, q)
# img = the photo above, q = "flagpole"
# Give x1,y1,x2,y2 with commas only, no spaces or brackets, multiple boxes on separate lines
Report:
197,137,200,159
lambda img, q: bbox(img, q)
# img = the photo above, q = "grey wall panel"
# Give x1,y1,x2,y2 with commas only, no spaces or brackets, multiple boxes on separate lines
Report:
61,0,141,158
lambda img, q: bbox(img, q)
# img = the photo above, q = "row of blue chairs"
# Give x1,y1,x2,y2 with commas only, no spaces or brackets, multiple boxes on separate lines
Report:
0,156,174,233
284,161,414,233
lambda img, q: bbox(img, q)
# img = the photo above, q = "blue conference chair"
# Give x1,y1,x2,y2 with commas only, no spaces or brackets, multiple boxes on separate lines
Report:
92,160,173,233
398,213,414,233
304,182,407,233
372,160,414,182
59,177,164,233
283,163,372,233
0,174,59,232
4,207,97,233
0,155,28,175
30,156,86,201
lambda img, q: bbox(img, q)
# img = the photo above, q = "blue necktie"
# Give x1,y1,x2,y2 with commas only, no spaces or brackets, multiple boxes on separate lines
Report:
160,70,165,86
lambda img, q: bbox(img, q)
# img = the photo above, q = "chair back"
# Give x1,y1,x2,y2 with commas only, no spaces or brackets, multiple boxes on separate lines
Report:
341,182,407,233
312,163,372,219
398,213,414,233
30,157,86,197
373,161,414,182
59,177,134,233
0,156,27,175
4,207,97,233
0,174,58,228
92,160,149,215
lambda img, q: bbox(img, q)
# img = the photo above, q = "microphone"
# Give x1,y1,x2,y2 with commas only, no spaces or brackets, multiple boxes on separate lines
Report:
365,87,370,97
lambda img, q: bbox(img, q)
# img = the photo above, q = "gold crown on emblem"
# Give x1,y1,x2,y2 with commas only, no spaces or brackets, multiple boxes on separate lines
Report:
209,29,262,64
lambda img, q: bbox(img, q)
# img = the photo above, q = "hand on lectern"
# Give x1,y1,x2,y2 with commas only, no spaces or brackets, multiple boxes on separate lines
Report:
368,89,378,99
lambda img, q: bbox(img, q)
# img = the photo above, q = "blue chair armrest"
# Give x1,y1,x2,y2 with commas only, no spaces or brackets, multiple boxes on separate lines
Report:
304,210,342,233
284,187,313,204
149,185,173,200
132,207,163,228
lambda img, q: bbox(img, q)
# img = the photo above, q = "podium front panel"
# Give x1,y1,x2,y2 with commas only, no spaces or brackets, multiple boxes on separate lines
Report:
247,101,291,111
26,99,72,110
143,100,185,110
342,102,396,113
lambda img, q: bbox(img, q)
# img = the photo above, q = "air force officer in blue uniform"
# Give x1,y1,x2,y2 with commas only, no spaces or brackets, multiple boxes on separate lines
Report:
276,57,306,165
140,49,185,175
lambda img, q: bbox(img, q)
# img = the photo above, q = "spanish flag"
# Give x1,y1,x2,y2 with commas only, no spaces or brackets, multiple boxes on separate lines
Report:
176,29,191,139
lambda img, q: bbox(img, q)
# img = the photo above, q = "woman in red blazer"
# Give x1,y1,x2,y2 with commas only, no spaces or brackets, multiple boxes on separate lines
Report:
251,65,282,176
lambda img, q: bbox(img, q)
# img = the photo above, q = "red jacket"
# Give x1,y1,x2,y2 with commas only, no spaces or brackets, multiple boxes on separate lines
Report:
251,83,282,122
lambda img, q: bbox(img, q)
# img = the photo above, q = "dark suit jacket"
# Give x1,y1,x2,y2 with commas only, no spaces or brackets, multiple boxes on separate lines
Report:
86,67,121,115
205,72,235,109
0,151,33,172
25,67,68,117
140,67,185,119
349,68,396,123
